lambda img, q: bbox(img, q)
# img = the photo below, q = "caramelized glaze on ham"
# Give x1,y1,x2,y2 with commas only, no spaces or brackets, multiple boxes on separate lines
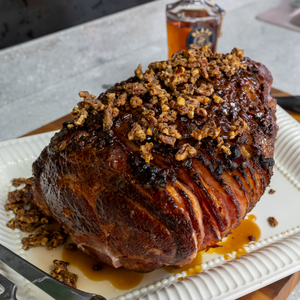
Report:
27,48,278,272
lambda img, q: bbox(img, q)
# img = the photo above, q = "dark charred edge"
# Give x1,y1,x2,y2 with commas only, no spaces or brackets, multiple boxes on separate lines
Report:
129,155,170,189
237,166,251,189
237,166,255,201
231,167,253,208
237,160,259,209
243,158,260,207
120,178,197,264
260,156,275,177
231,174,251,208
174,185,202,247
252,155,268,196
186,164,225,233
198,154,241,222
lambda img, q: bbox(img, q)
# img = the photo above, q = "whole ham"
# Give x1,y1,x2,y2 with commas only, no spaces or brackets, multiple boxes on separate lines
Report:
27,47,278,272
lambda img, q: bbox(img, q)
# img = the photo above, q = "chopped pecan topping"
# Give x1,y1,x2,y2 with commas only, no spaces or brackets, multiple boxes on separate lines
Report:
106,93,116,104
22,226,49,250
175,143,197,161
47,228,67,250
228,117,248,139
73,107,88,126
7,189,28,204
158,110,177,123
112,107,119,118
6,188,48,232
123,82,147,96
115,92,127,107
195,83,214,96
130,96,143,108
135,64,144,80
157,123,181,139
157,134,176,146
51,260,78,288
191,123,221,141
79,91,104,111
11,178,26,187
195,107,208,117
207,61,222,78
69,47,251,162
22,223,66,250
220,144,232,155
6,218,15,230
149,96,158,105
231,48,244,60
267,216,278,227
177,96,186,106
103,105,113,131
128,123,146,142
140,142,153,163
212,94,223,104
161,103,170,112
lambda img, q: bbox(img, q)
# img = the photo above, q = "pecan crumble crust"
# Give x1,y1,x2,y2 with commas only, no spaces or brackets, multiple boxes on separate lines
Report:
65,47,277,165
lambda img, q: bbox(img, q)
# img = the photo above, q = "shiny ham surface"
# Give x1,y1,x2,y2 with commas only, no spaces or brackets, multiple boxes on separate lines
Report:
28,47,278,272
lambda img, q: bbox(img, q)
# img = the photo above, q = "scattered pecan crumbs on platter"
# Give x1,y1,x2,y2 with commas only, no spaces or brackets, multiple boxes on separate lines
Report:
50,260,78,288
267,216,278,227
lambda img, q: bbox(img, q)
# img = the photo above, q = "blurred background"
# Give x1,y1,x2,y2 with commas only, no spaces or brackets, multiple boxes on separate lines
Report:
0,0,154,50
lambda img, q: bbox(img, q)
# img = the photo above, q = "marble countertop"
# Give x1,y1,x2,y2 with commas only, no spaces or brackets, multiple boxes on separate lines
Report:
0,0,299,142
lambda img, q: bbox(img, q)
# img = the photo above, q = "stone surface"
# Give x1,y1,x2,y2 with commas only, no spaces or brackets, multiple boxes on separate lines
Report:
0,0,299,142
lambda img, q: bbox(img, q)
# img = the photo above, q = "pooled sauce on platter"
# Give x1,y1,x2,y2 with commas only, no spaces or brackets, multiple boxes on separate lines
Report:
62,214,260,288
207,214,261,258
165,214,261,275
62,248,144,290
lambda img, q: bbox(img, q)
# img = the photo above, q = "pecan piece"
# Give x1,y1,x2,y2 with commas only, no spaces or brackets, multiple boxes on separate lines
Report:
11,178,26,187
103,105,113,131
115,92,127,107
267,216,278,227
128,123,146,142
175,143,197,161
140,142,153,163
130,96,143,108
135,63,144,80
195,83,214,97
50,260,78,288
79,91,104,111
123,82,147,96
73,108,88,126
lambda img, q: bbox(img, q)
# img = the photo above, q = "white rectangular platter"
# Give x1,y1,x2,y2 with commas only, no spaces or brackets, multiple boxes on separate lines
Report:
1,105,300,300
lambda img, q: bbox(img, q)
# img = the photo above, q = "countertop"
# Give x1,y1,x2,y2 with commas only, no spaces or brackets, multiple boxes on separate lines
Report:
0,0,299,142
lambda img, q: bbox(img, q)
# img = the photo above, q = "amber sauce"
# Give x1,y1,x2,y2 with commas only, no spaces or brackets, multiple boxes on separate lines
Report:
167,9,219,59
207,214,261,259
62,215,260,287
165,214,261,276
62,248,144,290
165,251,203,276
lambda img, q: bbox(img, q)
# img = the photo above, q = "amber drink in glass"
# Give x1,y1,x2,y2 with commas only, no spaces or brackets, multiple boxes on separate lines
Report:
166,0,225,59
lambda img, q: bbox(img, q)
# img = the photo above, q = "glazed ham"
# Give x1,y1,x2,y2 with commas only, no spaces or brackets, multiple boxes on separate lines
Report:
28,47,278,272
